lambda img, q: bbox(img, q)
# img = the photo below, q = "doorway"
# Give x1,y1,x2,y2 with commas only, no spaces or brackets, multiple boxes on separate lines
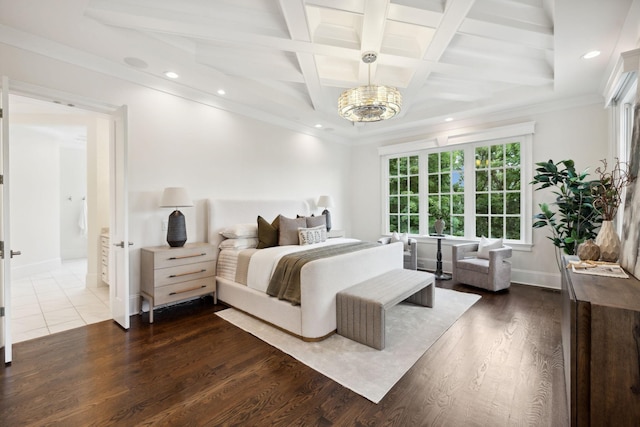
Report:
9,95,111,342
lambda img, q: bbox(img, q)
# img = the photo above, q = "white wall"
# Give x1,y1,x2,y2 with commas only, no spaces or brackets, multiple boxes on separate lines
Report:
0,43,351,308
59,145,87,260
350,102,609,288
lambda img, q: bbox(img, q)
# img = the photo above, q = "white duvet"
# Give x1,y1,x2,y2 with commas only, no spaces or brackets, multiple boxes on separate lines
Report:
226,238,357,293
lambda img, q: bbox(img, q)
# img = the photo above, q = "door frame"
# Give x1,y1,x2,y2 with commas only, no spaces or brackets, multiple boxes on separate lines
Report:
1,78,130,364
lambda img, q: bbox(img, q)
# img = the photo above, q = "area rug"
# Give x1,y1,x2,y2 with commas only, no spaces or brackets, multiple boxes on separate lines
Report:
215,287,480,403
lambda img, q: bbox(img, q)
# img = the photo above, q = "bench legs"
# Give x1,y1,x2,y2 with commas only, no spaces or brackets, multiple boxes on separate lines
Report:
404,283,434,308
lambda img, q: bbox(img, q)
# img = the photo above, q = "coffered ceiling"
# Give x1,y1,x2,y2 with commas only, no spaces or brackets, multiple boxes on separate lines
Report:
0,0,637,143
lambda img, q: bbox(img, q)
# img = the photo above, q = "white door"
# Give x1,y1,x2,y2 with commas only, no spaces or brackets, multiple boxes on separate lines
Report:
1,76,11,364
109,105,130,329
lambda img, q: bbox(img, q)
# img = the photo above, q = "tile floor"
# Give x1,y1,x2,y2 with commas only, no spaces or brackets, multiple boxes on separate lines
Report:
10,259,111,343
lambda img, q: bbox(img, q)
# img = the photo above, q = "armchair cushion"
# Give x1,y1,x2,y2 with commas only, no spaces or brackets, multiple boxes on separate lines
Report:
378,235,418,270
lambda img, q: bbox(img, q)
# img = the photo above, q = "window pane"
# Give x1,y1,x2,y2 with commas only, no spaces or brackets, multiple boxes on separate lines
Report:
506,168,520,190
452,170,464,192
400,196,408,213
490,169,504,191
452,194,464,214
409,176,419,194
490,144,504,168
475,147,489,169
410,196,420,213
389,177,398,195
428,175,438,193
451,216,464,237
476,193,488,214
490,216,504,238
399,215,409,233
428,195,440,213
477,216,488,237
400,177,408,193
476,171,488,191
399,157,408,175
409,215,420,234
440,173,450,192
440,152,451,172
409,155,419,174
506,193,520,214
491,193,504,214
389,196,398,214
506,217,520,239
452,150,464,170
428,153,439,172
505,142,520,167
389,158,398,176
390,215,398,232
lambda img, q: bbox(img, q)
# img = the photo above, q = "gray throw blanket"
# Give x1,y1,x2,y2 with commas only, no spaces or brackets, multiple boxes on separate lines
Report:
267,242,378,305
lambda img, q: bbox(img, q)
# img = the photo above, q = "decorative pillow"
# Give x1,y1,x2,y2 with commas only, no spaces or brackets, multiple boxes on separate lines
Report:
220,223,258,239
477,236,503,259
219,238,259,250
257,215,280,249
391,231,410,251
298,225,327,246
279,215,307,246
306,214,326,228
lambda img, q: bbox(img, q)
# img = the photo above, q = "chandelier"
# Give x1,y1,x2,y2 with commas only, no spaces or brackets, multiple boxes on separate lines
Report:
338,52,402,122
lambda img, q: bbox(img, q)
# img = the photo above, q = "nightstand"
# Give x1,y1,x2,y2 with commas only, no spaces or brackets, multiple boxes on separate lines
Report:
140,242,216,323
327,229,345,238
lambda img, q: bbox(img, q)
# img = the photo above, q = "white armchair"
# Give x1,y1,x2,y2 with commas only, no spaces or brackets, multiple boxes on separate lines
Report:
452,242,512,291
378,236,417,270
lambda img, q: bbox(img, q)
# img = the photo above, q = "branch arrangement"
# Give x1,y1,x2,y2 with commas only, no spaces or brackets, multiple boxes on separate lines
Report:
591,158,636,221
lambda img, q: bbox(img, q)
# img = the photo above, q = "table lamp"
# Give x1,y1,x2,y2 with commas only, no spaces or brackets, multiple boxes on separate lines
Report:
160,187,193,247
317,195,334,231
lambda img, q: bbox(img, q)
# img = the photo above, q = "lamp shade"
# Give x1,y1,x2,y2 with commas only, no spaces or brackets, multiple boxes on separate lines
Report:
317,195,334,209
159,187,193,208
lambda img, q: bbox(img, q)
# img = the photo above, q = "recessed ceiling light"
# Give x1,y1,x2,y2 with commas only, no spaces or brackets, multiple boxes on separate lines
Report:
164,71,179,79
445,117,453,122
217,89,226,95
314,124,323,128
582,50,601,59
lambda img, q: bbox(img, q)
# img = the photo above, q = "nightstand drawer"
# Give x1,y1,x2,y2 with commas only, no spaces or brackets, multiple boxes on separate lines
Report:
154,260,215,287
154,278,215,306
152,246,216,269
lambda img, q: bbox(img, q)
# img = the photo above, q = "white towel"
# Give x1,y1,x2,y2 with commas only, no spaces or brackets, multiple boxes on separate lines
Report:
78,198,87,237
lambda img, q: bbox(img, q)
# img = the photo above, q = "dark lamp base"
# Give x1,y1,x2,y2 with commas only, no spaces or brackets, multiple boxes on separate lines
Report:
167,210,187,247
323,209,332,231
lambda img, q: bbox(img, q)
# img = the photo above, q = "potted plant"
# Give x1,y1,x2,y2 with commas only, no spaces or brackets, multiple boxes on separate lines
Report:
590,158,635,262
530,159,601,270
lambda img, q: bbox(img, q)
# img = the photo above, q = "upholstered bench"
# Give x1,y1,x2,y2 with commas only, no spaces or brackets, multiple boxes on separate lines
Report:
336,269,435,350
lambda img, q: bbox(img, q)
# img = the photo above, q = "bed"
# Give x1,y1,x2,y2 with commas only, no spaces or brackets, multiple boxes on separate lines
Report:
207,199,403,341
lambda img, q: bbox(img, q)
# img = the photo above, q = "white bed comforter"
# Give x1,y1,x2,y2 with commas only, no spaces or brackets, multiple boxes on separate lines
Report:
243,238,357,292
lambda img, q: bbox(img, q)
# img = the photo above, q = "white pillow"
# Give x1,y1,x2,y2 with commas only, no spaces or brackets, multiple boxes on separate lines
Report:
477,236,503,259
298,225,327,246
220,223,258,239
218,238,259,250
391,231,410,251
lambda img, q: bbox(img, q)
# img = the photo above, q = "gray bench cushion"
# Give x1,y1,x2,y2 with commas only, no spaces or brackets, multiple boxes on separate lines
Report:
336,269,435,349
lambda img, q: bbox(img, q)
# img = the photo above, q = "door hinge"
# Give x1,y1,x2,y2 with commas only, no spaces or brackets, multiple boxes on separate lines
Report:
0,307,4,317
0,174,3,184
0,108,3,118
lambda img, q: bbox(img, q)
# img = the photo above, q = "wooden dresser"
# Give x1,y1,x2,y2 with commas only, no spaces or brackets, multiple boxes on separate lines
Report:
561,256,640,425
140,242,217,323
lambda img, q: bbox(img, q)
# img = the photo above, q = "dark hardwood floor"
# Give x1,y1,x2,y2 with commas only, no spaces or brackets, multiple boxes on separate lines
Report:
1,281,568,426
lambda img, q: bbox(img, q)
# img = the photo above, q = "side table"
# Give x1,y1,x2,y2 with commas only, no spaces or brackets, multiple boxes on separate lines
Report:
428,234,451,280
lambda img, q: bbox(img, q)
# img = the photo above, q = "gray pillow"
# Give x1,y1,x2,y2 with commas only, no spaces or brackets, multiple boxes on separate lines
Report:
306,214,327,228
278,215,306,245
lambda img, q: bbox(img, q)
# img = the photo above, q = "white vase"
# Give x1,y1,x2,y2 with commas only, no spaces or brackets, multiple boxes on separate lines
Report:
595,220,620,262
434,219,445,235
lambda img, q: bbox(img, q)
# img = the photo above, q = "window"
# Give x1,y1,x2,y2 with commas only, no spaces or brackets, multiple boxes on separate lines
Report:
380,123,533,244
388,155,420,234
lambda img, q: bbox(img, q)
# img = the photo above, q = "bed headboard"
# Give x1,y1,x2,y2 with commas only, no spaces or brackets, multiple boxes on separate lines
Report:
207,199,310,250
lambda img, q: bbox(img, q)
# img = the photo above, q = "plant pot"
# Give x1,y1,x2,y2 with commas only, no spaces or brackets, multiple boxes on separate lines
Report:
434,219,445,235
595,220,620,262
577,239,600,261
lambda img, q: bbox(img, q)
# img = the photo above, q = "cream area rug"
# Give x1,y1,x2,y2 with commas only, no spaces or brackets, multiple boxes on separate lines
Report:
216,288,481,403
